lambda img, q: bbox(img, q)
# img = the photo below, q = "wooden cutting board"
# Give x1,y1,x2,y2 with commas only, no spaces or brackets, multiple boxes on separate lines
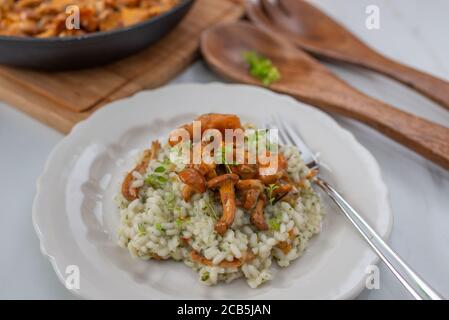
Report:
0,0,245,134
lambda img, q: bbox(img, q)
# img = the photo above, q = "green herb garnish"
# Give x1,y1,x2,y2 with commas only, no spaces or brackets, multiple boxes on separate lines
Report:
268,216,281,231
137,223,146,236
204,201,218,220
155,223,165,233
224,164,233,174
216,145,236,174
216,145,234,164
145,174,168,189
201,271,210,281
154,166,166,173
175,217,183,228
162,158,172,168
174,206,182,213
165,192,176,211
243,51,281,86
245,129,276,153
266,184,279,206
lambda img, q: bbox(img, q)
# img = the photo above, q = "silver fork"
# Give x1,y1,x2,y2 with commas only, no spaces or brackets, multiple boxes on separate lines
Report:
268,115,442,300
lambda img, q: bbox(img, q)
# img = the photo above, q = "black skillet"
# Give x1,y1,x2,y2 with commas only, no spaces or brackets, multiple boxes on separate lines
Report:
0,0,194,70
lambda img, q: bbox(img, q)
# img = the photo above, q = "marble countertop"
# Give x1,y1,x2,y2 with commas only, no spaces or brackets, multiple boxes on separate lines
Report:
1,0,448,299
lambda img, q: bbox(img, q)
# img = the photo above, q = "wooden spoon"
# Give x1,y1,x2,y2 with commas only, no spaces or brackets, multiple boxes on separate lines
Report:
200,22,449,170
246,0,449,111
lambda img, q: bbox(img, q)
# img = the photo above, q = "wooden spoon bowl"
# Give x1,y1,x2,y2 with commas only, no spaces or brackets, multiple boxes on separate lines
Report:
201,22,449,170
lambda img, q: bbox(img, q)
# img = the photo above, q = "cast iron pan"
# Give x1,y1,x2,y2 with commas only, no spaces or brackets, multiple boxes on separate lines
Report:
0,0,194,70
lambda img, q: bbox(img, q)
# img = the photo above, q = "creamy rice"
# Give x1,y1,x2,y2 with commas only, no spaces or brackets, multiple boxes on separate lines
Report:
116,141,323,288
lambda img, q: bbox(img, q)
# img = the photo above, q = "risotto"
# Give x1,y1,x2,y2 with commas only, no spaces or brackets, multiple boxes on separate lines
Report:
116,114,323,288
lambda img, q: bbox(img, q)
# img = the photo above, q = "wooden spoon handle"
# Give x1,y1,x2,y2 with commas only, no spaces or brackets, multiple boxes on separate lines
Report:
362,55,449,111
293,82,449,170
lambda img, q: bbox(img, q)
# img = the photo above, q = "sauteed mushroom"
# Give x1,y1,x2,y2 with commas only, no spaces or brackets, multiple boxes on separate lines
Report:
258,154,288,185
181,185,196,202
190,250,255,268
236,179,264,210
0,0,181,37
178,168,206,193
188,162,217,180
250,196,268,231
231,164,258,180
207,173,239,235
170,113,302,234
121,140,160,201
169,113,242,146
271,184,293,205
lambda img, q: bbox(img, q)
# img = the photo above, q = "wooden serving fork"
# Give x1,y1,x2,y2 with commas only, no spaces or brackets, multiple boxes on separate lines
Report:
201,22,449,170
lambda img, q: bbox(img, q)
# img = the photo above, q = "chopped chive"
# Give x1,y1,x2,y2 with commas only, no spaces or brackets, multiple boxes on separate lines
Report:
243,50,281,86
155,223,165,233
155,166,166,173
266,184,279,206
201,271,210,281
205,201,218,220
268,216,281,231
137,223,146,236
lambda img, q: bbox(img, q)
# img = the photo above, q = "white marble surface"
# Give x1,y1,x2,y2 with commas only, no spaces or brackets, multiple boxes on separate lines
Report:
1,0,449,299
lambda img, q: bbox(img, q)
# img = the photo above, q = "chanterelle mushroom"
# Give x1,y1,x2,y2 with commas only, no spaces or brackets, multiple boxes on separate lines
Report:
121,140,160,201
236,179,264,191
251,196,268,231
231,164,258,180
207,173,239,235
271,184,293,205
236,179,264,210
169,113,242,146
187,162,217,180
258,154,288,185
178,168,206,193
181,185,196,202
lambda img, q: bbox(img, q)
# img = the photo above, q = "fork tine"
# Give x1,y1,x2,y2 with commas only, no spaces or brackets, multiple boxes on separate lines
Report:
273,114,318,169
261,0,286,21
266,116,287,145
281,117,300,142
278,0,300,17
274,114,294,145
276,114,296,144
277,127,289,146
245,0,272,26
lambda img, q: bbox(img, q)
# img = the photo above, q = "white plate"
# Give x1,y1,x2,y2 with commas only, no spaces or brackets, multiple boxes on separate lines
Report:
32,83,392,299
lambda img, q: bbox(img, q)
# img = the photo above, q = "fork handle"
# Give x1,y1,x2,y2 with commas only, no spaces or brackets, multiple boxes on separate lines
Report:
314,178,442,300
